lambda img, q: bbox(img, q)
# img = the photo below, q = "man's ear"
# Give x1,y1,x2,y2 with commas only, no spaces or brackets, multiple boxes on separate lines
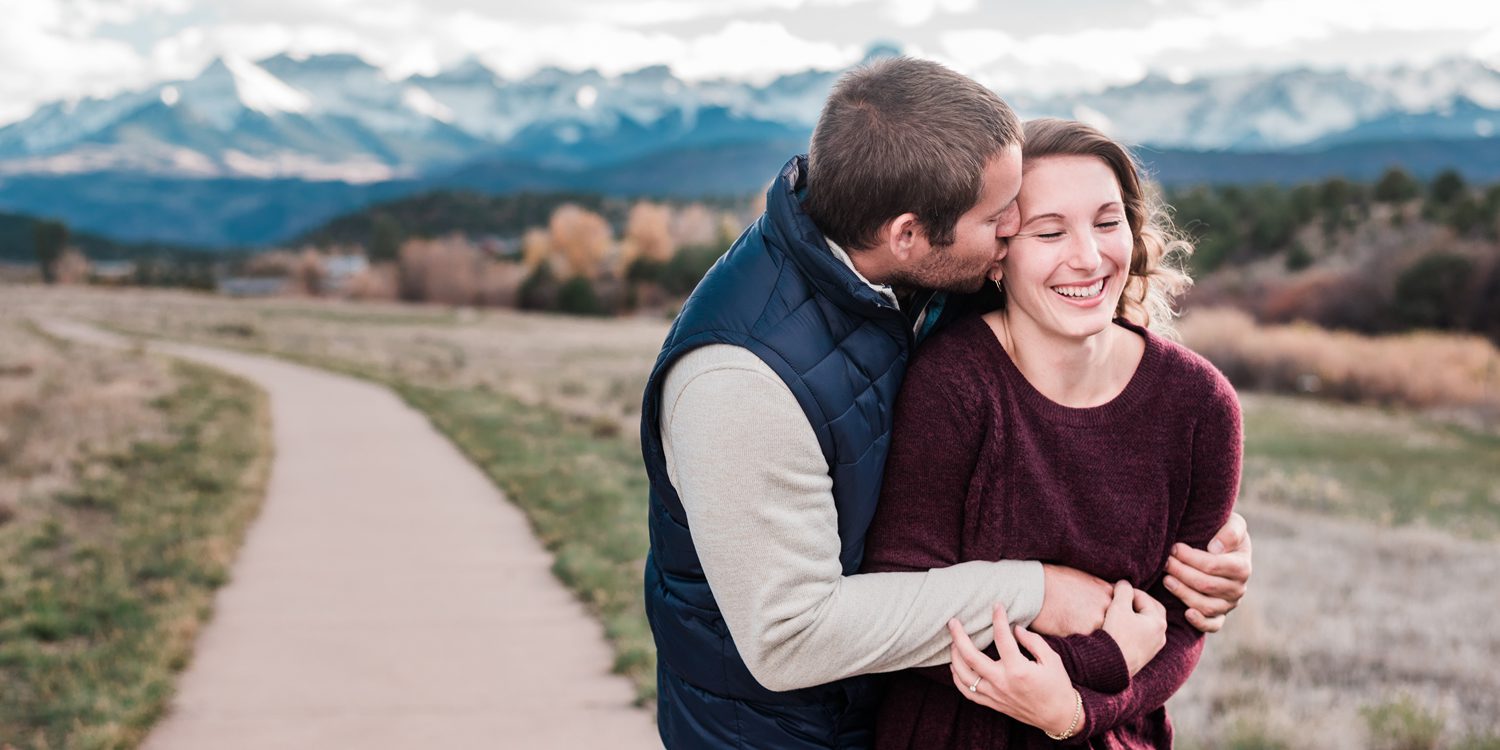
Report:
882,212,928,264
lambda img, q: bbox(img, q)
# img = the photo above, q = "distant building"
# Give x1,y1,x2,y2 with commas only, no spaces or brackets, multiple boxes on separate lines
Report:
91,260,136,283
322,254,369,293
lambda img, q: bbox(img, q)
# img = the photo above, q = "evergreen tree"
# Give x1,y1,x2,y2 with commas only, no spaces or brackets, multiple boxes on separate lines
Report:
1428,169,1467,205
1374,166,1420,203
369,214,402,263
33,220,67,284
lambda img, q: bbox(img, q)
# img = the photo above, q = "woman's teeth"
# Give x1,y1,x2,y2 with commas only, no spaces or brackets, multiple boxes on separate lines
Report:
1053,280,1104,299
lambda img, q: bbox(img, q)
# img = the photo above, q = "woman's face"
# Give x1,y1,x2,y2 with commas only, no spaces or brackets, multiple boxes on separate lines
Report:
1001,154,1132,341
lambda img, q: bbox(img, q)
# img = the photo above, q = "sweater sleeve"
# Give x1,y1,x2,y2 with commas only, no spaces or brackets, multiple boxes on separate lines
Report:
862,348,1131,695
1065,376,1244,741
660,345,1045,692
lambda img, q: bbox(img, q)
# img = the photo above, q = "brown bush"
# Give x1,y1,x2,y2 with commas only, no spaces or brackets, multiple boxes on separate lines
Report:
53,248,91,285
347,262,399,301
1181,307,1500,413
477,262,529,308
398,235,482,305
242,250,300,278
549,204,612,280
1255,269,1389,333
289,248,326,296
670,203,719,248
623,201,676,265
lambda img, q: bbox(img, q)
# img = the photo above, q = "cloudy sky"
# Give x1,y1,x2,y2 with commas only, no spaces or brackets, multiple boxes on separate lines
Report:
4,0,1499,126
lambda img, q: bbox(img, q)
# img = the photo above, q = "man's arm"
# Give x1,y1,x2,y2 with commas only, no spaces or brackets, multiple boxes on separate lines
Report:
1168,512,1252,632
661,345,1045,692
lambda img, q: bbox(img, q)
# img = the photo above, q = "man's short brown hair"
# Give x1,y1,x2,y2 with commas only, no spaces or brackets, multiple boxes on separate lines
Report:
803,57,1022,250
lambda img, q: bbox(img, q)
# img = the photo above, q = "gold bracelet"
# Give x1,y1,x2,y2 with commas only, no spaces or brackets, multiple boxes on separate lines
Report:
1044,688,1083,741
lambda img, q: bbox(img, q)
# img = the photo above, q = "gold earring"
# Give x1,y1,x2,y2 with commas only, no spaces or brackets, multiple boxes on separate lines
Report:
992,277,1004,294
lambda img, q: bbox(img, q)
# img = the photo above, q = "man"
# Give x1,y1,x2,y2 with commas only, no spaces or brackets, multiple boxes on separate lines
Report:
639,57,1251,749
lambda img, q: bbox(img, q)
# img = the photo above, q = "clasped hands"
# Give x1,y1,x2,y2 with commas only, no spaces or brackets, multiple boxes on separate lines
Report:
946,512,1253,735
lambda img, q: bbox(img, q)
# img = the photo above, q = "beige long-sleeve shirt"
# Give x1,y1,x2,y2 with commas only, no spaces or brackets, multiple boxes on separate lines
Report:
659,343,1045,692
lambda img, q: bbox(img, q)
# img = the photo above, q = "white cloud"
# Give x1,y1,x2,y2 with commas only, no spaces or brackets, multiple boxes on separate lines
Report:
0,2,154,124
674,21,859,81
941,0,1500,94
882,0,976,27
1,0,1497,127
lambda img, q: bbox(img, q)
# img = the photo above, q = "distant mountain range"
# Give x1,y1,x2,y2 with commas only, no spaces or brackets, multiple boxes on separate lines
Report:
1,47,1498,248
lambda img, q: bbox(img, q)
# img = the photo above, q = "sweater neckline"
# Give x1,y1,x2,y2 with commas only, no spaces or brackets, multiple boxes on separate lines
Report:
965,314,1163,428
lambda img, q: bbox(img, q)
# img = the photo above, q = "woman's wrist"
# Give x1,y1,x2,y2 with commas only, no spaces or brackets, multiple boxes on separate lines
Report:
1043,688,1084,740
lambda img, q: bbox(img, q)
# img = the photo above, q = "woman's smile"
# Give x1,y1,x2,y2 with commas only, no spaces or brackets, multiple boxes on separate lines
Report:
1050,277,1107,304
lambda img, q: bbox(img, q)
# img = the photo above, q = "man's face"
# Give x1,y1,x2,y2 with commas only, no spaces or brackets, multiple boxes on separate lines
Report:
898,144,1023,294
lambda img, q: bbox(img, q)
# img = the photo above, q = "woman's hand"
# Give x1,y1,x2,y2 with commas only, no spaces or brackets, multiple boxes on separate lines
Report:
1101,581,1167,676
947,602,1084,737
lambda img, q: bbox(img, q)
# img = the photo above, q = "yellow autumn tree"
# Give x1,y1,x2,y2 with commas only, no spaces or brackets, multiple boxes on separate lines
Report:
521,227,551,270
548,204,612,280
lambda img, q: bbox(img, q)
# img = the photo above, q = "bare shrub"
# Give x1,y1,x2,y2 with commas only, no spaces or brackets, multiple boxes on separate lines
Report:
670,203,718,249
347,262,399,301
623,201,676,266
477,262,529,308
549,204,612,280
1181,307,1500,414
399,235,482,305
242,250,300,278
53,248,91,285
289,248,326,296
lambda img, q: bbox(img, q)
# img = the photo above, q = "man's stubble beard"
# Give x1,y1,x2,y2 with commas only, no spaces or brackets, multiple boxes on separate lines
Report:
888,246,992,295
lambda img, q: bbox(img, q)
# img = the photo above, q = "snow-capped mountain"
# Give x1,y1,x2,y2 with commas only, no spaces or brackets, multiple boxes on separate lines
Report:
2,50,1497,184
3,49,1500,248
1012,58,1500,151
0,52,830,182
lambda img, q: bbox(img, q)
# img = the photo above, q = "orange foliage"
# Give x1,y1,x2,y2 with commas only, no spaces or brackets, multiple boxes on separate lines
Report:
548,204,612,280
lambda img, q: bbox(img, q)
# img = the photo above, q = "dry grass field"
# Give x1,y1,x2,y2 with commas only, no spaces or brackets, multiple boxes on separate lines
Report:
0,299,271,749
6,284,1499,748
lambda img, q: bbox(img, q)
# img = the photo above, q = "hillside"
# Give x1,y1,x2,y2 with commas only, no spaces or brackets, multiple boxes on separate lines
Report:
0,210,215,263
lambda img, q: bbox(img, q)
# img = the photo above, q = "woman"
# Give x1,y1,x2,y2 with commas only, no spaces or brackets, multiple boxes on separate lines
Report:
861,118,1242,747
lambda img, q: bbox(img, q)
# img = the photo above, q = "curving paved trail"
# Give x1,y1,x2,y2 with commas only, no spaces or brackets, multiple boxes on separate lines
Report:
41,321,661,750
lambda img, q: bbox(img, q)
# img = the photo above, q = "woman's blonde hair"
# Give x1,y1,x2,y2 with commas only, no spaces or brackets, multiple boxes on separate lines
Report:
1020,118,1193,337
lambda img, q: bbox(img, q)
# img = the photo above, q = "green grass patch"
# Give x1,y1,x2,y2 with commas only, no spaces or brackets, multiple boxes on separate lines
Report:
1242,395,1500,538
0,360,271,749
396,385,655,703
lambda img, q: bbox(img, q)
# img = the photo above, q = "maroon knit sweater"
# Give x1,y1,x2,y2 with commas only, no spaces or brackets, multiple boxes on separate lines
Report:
861,314,1242,749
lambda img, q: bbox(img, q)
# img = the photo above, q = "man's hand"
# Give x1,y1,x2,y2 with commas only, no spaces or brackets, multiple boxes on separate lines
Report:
1030,564,1112,636
1101,581,1167,676
1165,512,1252,633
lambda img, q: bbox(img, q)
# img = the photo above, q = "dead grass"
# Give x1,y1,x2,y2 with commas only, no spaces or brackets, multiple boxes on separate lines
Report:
1169,500,1500,746
1181,308,1500,421
0,302,272,748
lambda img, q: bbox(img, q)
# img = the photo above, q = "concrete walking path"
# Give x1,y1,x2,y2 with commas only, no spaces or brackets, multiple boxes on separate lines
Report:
41,320,661,749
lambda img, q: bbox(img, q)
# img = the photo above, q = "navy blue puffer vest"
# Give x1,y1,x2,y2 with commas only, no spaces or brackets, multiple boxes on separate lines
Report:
640,156,916,749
